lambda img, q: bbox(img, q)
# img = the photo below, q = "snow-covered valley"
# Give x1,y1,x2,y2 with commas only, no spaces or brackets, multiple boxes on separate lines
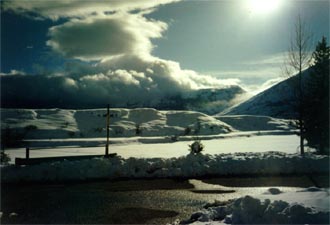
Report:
2,108,327,183
1,108,329,225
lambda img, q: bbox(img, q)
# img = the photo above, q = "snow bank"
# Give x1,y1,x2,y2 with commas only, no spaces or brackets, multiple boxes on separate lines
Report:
1,152,328,183
180,188,330,224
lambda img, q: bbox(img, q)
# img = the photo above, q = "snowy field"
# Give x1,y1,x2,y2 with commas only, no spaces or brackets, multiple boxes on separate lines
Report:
2,108,299,162
6,134,300,161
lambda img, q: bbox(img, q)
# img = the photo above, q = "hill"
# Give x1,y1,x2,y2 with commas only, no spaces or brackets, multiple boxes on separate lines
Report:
220,68,313,118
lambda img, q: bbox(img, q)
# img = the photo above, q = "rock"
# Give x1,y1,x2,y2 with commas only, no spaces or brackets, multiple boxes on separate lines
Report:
268,187,282,195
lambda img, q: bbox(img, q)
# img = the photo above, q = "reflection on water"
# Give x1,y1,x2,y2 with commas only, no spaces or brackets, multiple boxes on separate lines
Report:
202,175,329,188
112,207,179,224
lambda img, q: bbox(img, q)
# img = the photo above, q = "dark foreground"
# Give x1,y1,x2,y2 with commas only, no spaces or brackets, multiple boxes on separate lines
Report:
1,176,328,224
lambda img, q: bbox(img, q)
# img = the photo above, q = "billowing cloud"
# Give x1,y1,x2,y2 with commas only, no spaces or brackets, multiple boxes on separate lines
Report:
2,0,180,20
47,13,167,60
2,0,245,111
83,54,241,91
1,54,243,109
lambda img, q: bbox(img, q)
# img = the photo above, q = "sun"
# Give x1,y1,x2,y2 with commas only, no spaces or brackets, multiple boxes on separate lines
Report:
248,0,282,14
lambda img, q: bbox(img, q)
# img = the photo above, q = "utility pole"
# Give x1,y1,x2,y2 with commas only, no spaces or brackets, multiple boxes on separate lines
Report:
105,104,110,156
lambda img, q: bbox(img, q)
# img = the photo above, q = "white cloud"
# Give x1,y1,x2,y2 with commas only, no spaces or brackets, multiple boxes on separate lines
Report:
203,53,289,95
47,13,167,60
258,77,284,92
202,53,287,92
0,69,26,76
2,54,242,108
63,54,239,101
242,52,286,67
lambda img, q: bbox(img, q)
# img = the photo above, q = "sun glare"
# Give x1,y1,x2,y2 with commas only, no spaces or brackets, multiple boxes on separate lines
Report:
249,0,282,14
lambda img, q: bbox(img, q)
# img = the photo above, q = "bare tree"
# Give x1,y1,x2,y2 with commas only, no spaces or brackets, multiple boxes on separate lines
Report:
283,15,313,155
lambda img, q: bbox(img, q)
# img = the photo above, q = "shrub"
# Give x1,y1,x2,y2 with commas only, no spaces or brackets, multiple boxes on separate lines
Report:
169,135,179,142
1,127,25,148
189,140,204,155
135,124,142,135
194,119,201,134
0,151,11,165
94,127,103,133
25,125,38,131
184,127,191,135
67,131,75,138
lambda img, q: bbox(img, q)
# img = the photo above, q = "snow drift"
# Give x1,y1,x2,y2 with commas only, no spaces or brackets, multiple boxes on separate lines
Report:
181,190,330,224
1,152,328,183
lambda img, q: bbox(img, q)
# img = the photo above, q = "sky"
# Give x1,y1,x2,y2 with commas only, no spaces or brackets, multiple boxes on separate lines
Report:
0,0,329,108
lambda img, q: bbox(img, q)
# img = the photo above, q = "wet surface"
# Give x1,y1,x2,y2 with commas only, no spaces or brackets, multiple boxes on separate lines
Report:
201,175,330,188
1,176,327,224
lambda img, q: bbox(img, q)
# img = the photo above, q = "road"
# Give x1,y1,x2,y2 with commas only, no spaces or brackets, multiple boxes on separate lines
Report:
1,176,327,224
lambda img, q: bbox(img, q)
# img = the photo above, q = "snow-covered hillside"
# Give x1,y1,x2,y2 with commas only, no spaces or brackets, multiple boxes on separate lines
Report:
1,108,232,141
216,115,294,131
1,108,298,144
221,68,313,118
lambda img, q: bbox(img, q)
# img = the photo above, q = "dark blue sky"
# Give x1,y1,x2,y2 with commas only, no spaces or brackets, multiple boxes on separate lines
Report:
1,11,72,74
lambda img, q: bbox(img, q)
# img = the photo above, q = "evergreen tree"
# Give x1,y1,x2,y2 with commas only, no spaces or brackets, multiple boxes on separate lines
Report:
305,36,330,154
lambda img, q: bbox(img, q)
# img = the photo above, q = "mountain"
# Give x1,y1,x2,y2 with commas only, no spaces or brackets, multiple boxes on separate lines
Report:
220,68,313,119
156,86,246,114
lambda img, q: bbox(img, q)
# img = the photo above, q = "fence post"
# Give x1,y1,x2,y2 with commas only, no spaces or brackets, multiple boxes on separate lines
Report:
105,104,110,156
26,147,30,159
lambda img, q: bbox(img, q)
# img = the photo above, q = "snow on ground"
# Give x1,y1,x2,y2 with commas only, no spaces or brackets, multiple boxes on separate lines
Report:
179,187,330,225
1,108,296,141
1,108,233,139
1,152,328,183
5,134,301,162
215,115,294,131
